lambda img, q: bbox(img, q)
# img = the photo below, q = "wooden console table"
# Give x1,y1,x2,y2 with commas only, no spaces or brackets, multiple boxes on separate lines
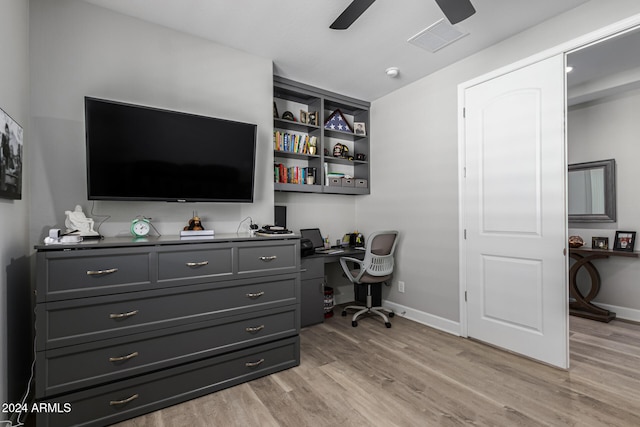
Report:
569,247,638,322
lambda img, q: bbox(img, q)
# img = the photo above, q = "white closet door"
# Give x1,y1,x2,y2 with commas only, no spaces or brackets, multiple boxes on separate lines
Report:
463,54,568,369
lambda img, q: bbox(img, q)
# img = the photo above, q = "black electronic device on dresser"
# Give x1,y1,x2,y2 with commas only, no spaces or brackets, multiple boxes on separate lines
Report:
274,205,287,228
34,235,300,427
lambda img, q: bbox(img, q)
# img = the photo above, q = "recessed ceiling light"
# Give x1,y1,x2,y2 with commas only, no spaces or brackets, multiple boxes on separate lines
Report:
566,65,574,73
385,67,399,78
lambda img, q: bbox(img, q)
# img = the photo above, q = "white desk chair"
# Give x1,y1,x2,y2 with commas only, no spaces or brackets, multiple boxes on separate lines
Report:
340,230,398,328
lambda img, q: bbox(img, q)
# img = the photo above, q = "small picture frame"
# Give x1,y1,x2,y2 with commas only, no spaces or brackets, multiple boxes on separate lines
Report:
613,231,636,252
354,122,366,136
300,110,308,124
592,237,609,250
308,111,318,126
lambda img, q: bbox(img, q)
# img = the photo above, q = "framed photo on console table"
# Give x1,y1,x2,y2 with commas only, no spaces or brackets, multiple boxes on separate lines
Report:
613,231,636,252
592,237,609,250
0,106,23,200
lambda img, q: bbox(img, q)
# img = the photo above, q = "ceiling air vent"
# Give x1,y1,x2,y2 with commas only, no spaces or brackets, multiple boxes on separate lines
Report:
408,19,469,53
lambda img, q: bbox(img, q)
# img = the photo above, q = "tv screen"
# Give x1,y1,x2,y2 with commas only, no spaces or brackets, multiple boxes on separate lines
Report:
85,97,257,202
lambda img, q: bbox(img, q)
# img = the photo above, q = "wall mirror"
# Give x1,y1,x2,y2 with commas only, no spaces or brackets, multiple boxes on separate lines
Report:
568,159,616,223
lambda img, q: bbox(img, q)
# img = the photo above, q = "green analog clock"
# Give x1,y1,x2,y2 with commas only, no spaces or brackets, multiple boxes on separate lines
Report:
131,217,151,237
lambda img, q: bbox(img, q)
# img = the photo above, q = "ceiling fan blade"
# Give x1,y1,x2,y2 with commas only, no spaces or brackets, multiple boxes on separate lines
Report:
434,0,476,24
330,0,376,30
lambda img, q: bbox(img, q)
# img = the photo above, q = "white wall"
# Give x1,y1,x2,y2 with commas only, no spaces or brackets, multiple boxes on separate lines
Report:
568,88,640,320
0,0,30,412
361,0,640,328
28,0,274,246
275,192,358,303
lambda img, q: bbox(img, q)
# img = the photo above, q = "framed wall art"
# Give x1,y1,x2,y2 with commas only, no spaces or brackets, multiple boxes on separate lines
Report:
0,106,23,200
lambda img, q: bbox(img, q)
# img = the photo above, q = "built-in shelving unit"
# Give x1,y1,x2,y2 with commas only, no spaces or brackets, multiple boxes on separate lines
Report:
273,76,370,195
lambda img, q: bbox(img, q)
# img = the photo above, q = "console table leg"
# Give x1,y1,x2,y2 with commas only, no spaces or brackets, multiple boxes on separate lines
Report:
568,253,616,322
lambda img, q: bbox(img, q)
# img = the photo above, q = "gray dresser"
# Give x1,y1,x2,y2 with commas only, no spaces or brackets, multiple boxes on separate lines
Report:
34,235,300,427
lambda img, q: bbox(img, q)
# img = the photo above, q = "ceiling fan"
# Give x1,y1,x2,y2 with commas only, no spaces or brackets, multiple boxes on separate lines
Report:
330,0,476,30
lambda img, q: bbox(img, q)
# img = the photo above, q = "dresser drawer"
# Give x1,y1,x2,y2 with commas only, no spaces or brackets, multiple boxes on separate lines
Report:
37,306,298,398
157,244,233,283
238,241,298,275
37,337,300,427
38,275,299,349
37,249,152,302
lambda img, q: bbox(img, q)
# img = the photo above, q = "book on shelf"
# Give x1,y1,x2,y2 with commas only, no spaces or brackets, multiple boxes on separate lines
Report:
274,164,315,185
273,131,316,155
180,229,214,237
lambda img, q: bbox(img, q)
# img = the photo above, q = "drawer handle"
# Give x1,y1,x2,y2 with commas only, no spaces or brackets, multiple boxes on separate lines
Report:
245,325,265,333
109,309,139,319
109,351,139,363
109,393,139,406
259,255,277,262
245,358,265,368
246,291,265,299
86,268,118,276
186,261,209,267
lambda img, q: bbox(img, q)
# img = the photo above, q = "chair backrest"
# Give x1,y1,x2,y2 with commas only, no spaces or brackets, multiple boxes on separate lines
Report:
361,230,398,277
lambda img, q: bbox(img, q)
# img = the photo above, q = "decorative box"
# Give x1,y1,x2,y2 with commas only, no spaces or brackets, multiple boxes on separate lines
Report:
355,179,368,188
329,177,342,186
342,178,355,187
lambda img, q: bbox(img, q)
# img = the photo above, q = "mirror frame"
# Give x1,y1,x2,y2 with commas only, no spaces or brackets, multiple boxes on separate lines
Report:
568,159,616,223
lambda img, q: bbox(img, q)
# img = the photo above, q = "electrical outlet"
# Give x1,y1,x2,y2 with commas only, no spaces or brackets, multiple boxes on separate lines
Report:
398,281,405,293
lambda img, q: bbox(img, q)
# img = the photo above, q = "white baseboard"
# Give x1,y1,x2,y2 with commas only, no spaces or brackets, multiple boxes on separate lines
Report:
382,300,461,336
595,303,640,323
379,300,640,336
568,299,640,323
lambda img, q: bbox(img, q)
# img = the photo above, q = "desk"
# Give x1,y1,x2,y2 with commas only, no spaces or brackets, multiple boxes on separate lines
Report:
569,247,638,322
300,247,365,327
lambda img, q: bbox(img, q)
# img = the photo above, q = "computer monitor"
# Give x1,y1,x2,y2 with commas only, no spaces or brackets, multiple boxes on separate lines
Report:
300,228,324,249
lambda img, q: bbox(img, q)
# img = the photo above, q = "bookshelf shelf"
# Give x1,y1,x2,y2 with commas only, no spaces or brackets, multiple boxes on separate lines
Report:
274,118,320,133
324,128,368,142
273,76,370,195
274,182,323,193
274,151,320,161
324,157,367,166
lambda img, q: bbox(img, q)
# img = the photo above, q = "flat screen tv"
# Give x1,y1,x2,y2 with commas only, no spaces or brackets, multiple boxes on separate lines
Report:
85,97,257,202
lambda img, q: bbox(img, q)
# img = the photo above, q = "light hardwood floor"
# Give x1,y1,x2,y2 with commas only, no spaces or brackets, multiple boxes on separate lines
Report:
114,312,640,427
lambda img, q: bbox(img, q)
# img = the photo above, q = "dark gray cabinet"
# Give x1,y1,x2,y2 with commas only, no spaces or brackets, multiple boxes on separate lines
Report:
34,236,300,427
300,257,325,327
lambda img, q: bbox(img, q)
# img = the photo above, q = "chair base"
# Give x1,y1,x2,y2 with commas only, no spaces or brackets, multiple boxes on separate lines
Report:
342,304,394,328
